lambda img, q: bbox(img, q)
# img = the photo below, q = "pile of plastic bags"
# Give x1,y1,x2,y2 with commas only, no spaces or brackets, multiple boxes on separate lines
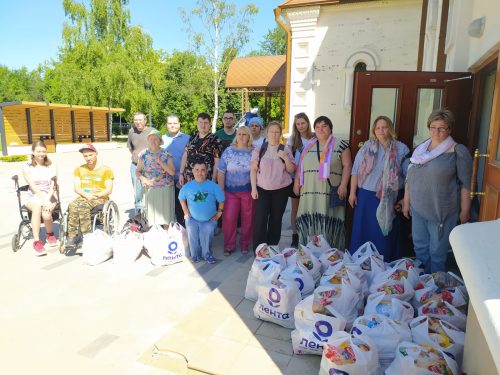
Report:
245,236,469,375
82,222,188,267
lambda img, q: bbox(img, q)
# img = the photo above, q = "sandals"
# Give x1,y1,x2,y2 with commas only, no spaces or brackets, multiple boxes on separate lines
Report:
223,249,232,257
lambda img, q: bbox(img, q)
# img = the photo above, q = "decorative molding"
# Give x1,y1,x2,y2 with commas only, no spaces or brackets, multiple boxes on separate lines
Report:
285,6,320,22
345,49,380,70
343,49,380,111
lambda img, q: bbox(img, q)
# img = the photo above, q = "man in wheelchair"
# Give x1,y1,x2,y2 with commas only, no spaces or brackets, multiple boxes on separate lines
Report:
66,144,114,250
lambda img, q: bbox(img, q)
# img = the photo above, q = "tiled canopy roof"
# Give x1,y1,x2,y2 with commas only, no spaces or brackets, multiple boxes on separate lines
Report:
225,55,286,89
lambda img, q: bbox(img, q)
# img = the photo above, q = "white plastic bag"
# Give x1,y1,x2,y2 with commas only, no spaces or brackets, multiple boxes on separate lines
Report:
280,262,315,297
305,234,332,258
413,272,468,309
313,282,362,329
318,248,352,273
385,341,460,375
82,229,113,266
296,245,322,283
112,230,143,264
364,292,415,324
253,279,301,328
143,225,171,266
369,277,415,301
371,261,420,290
418,300,467,331
319,331,381,375
255,243,286,269
351,314,411,370
291,295,346,355
351,242,386,284
321,261,368,298
162,222,186,265
244,260,281,301
410,316,465,367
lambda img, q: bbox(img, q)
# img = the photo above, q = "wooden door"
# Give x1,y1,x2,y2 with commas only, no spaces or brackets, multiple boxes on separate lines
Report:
479,57,500,221
350,71,474,157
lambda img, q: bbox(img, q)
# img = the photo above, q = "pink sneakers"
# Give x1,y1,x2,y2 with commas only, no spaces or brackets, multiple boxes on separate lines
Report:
33,240,47,256
46,232,58,246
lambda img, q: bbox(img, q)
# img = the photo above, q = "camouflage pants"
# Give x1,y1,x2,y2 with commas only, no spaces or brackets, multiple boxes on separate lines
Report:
67,197,107,237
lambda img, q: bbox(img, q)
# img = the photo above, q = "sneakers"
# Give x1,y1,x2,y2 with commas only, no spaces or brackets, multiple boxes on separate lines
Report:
33,240,46,256
205,255,216,264
192,256,201,263
46,232,58,246
223,249,232,256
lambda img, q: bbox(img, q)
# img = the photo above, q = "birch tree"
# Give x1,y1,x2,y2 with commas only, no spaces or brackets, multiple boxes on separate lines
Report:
180,0,258,132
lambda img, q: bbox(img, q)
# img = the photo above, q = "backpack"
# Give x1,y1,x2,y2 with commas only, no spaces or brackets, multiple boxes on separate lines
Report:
122,214,150,233
257,140,285,169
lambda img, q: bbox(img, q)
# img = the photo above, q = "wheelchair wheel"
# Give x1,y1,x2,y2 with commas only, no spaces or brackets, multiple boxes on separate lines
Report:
58,210,69,254
11,233,19,252
103,201,120,236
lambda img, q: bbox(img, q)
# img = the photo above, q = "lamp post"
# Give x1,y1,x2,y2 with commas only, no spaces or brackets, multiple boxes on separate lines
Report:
144,81,152,127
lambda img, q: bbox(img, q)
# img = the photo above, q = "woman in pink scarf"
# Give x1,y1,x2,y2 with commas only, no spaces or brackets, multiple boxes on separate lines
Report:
403,109,472,273
293,116,351,249
348,116,409,260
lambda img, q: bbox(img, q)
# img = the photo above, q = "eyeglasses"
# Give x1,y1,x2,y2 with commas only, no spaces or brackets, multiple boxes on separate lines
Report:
223,117,234,120
429,126,449,133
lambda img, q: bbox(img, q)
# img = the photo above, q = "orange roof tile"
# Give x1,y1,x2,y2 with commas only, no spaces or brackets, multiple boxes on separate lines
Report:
225,55,286,89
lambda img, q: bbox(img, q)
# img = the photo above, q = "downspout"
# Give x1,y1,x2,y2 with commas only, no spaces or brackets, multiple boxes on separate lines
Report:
274,7,291,133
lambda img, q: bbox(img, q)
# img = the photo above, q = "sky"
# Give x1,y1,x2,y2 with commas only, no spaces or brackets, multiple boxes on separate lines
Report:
0,0,280,71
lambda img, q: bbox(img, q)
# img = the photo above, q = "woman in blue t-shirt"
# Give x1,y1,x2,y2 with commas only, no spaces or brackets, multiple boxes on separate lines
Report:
217,126,254,255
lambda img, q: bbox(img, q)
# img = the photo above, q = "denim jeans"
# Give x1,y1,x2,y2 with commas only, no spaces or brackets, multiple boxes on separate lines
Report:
411,208,458,273
130,163,142,211
185,217,217,259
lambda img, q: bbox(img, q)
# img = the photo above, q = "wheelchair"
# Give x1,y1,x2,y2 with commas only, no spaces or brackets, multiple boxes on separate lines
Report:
12,174,63,252
58,198,120,254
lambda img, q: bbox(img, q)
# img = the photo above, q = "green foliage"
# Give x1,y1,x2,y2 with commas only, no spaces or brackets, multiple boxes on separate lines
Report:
0,155,28,162
159,51,213,134
179,0,258,131
42,0,166,126
249,26,287,56
0,66,44,102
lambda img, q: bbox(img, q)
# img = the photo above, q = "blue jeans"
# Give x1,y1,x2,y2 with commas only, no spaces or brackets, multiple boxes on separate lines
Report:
411,208,458,273
185,217,217,259
130,163,142,211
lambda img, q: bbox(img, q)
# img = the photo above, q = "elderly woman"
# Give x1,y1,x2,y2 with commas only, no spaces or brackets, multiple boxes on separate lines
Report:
179,112,223,185
22,141,58,255
251,121,295,250
287,112,314,247
217,126,254,255
249,117,265,148
348,116,409,260
403,109,472,273
136,129,176,226
294,116,352,249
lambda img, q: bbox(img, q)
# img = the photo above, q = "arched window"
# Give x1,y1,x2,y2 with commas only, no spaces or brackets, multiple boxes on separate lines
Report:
355,62,367,72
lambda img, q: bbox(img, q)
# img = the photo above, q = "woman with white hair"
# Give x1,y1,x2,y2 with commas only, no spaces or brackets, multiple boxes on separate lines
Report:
136,129,176,226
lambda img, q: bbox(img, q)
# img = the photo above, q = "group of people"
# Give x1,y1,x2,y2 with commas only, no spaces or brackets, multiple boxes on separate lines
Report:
22,108,471,274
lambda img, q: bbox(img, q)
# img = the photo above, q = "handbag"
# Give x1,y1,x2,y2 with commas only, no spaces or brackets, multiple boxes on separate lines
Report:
316,142,345,208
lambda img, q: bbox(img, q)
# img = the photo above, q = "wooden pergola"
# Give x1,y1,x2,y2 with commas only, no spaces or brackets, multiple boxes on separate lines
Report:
0,101,124,155
225,55,286,129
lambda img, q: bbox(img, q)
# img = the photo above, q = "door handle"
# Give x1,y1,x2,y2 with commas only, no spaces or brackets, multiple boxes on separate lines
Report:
470,149,490,198
358,142,364,148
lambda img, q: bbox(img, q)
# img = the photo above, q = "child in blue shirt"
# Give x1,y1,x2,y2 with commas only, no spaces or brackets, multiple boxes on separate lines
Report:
179,162,225,263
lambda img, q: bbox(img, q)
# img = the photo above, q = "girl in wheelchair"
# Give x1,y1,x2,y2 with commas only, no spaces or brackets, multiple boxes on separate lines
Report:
22,141,58,255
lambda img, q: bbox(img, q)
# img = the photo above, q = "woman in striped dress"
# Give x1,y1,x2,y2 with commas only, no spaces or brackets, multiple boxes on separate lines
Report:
294,116,352,249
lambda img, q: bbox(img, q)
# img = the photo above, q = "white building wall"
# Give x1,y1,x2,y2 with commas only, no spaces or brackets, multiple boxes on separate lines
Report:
284,0,421,139
446,0,500,71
